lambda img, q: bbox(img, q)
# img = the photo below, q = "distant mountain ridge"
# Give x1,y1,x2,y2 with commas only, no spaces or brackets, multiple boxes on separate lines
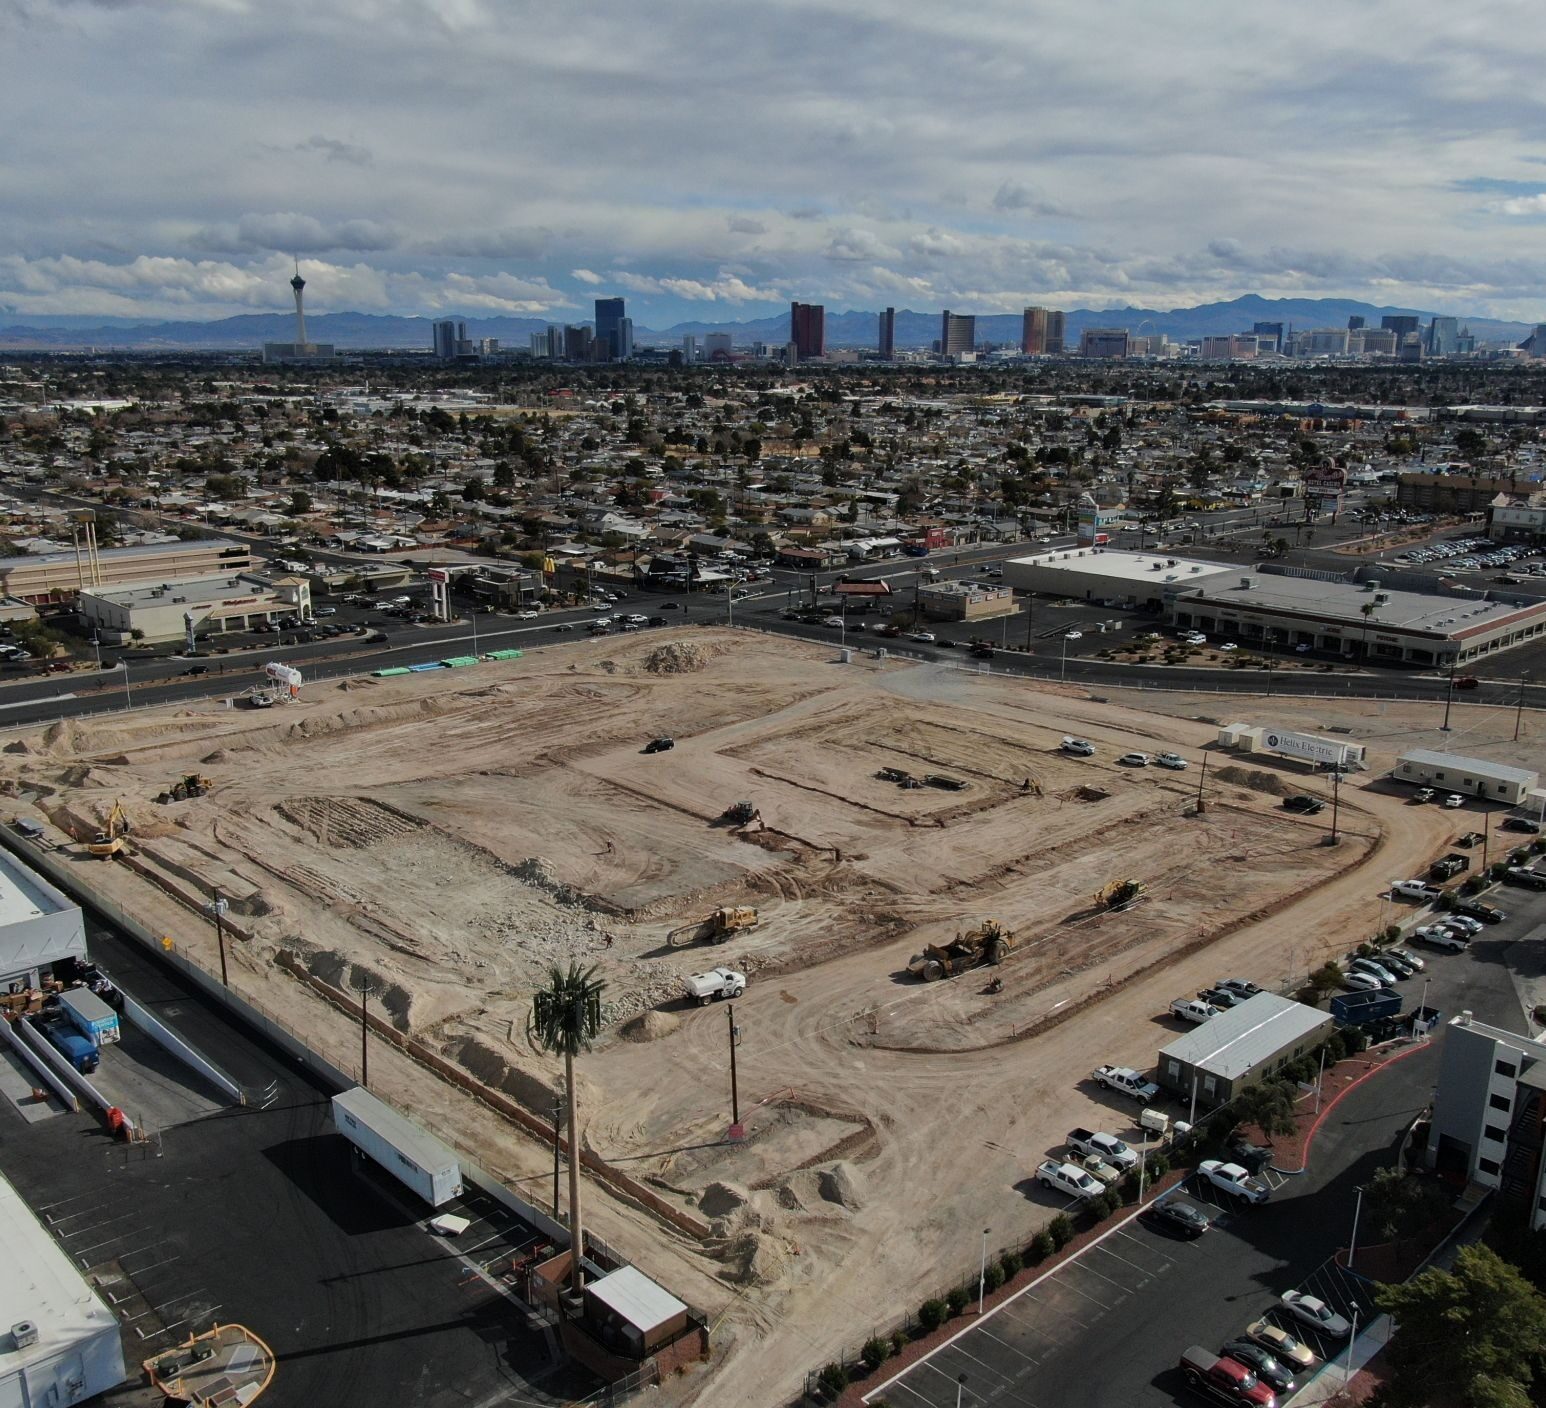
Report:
0,294,1533,351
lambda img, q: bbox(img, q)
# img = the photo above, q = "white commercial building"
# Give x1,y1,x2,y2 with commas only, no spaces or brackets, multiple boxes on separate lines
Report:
79,573,311,646
0,846,85,991
1003,547,1235,609
0,1169,126,1407
1170,574,1546,668
1392,750,1541,807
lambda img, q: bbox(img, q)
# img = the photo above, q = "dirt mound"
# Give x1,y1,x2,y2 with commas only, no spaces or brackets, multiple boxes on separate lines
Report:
816,1161,864,1211
722,1229,789,1286
619,1009,681,1043
2,740,33,755
640,641,727,675
699,1180,752,1219
41,722,76,753
1215,765,1294,796
202,749,232,764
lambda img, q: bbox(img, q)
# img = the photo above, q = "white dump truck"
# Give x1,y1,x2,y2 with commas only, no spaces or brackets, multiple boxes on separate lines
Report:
683,968,747,1005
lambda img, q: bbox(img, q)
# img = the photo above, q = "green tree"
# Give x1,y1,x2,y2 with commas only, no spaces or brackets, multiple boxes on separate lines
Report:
287,489,313,516
1230,1080,1297,1138
529,963,605,1294
1377,1245,1546,1407
1362,1168,1452,1244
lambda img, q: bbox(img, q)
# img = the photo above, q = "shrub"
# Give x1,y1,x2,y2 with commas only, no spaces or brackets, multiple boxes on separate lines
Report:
999,1251,1023,1279
984,1261,1006,1293
1149,1153,1170,1180
1436,891,1457,911
1343,1026,1369,1056
1049,1214,1076,1249
890,1331,907,1356
861,1337,891,1372
1355,941,1375,958
1121,1172,1142,1203
1029,1230,1055,1262
917,1298,947,1332
818,1362,849,1395
946,1286,969,1317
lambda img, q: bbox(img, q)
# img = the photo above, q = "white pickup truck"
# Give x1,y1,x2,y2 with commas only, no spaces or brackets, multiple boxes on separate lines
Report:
1067,1127,1138,1170
1093,1065,1160,1102
683,968,746,1005
1034,1160,1103,1201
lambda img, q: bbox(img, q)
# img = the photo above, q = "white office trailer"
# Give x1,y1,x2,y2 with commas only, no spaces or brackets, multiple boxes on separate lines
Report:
1393,750,1541,807
331,1086,464,1208
0,1170,126,1408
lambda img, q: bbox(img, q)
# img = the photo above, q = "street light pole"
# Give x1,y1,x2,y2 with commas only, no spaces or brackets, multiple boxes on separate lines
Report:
1517,673,1531,743
956,1373,968,1408
1060,635,1069,683
1441,661,1457,732
1348,1186,1364,1273
978,1226,990,1314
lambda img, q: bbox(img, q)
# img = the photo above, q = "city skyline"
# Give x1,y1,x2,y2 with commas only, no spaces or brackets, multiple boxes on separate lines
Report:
4,3,1546,326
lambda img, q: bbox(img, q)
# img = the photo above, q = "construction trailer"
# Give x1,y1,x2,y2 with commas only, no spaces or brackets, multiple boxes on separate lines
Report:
0,1169,126,1407
1216,723,1367,771
331,1086,464,1208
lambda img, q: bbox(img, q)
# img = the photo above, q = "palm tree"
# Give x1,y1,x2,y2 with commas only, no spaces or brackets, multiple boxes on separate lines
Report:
530,962,605,1293
1360,601,1379,659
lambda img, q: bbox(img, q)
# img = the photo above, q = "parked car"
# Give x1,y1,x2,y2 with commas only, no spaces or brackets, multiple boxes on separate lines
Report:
1391,880,1443,901
1221,1341,1298,1396
1342,970,1385,992
1171,997,1221,1025
642,737,675,754
1244,1320,1317,1370
1387,948,1425,971
909,631,936,643
1143,1199,1210,1239
1118,752,1151,767
1199,987,1242,1009
1504,866,1546,891
1279,1291,1351,1339
1501,817,1541,834
1061,737,1096,757
1452,901,1505,925
1413,788,1436,803
1349,957,1399,984
1217,978,1263,1000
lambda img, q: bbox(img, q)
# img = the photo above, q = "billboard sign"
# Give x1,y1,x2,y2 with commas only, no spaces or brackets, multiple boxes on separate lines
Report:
1263,728,1347,766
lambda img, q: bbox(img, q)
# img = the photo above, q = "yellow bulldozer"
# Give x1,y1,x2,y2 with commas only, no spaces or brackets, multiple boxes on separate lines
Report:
1094,878,1145,910
907,917,1014,981
667,905,760,947
87,800,130,860
158,773,213,804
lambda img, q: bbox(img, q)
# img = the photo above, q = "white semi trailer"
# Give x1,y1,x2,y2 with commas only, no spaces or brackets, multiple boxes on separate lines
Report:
331,1086,464,1208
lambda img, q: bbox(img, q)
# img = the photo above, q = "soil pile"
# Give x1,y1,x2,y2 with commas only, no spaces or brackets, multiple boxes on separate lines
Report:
640,641,726,675
619,1009,681,1042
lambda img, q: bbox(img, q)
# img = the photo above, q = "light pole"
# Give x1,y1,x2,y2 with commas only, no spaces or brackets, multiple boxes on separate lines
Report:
978,1226,990,1314
956,1373,968,1408
355,975,377,1088
1517,672,1531,743
1440,661,1457,732
1060,634,1070,683
1344,1309,1360,1383
727,1002,742,1134
1348,1185,1364,1273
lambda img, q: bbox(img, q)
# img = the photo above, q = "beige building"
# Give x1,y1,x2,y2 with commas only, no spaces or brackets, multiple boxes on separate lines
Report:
918,580,1015,621
0,540,255,604
80,572,310,645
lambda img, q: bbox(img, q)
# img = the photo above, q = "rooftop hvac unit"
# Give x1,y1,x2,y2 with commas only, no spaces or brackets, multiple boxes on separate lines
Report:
1191,565,1204,572
1374,592,1390,605
1364,579,1380,591
1240,575,1254,589
11,1321,38,1349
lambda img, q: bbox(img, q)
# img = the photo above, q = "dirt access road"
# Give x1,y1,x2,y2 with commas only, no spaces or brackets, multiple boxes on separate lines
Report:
0,630,1494,1407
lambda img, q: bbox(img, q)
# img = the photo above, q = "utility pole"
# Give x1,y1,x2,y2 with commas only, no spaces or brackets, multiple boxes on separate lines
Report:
1195,753,1207,814
1024,591,1035,650
208,891,230,986
355,977,376,1088
1517,672,1531,743
1441,661,1457,732
1329,768,1342,845
727,1003,741,1134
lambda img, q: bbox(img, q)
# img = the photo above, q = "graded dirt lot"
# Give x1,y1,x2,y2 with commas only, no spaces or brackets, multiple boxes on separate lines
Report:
1,630,1522,1406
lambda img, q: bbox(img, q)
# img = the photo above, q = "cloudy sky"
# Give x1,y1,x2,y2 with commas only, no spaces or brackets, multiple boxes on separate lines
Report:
4,0,1546,327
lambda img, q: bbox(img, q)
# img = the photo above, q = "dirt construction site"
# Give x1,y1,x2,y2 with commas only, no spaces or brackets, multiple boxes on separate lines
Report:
3,628,1535,1405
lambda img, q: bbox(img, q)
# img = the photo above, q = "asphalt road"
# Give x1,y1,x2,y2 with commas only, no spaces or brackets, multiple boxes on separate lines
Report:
868,889,1543,1408
0,914,595,1408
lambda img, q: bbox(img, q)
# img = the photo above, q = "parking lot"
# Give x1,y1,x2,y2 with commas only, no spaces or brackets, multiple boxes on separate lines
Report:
869,883,1543,1408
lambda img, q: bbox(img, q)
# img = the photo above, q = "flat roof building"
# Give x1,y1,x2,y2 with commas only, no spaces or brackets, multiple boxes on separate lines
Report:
1003,547,1235,609
0,845,85,990
1157,993,1333,1105
918,580,1015,621
0,1169,126,1405
1171,573,1546,668
1392,750,1541,807
0,539,255,605
80,572,311,645
1428,1013,1546,1226
583,1265,690,1359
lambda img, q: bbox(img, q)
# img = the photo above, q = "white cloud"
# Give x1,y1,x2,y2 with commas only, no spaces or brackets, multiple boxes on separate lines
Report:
6,1,1546,321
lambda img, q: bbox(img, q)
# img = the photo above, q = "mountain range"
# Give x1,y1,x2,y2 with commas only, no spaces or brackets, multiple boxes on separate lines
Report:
0,295,1533,352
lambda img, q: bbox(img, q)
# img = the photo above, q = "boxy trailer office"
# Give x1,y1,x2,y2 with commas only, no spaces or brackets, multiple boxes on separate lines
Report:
331,1086,465,1209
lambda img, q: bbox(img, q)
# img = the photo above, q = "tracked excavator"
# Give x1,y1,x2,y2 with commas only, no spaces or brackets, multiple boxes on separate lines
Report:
667,905,761,947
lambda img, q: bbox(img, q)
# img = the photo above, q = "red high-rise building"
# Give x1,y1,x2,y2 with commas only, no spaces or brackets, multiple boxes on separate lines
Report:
790,302,825,360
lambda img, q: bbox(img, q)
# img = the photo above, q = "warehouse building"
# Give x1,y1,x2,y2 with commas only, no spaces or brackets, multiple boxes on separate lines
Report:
1170,574,1546,667
917,580,1015,621
1003,547,1235,608
1392,750,1541,806
1157,993,1332,1105
79,572,312,645
0,539,254,604
0,1169,126,1404
0,845,85,992
1427,1012,1546,1227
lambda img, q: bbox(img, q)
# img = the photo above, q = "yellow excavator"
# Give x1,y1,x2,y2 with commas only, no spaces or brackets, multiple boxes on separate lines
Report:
908,917,1014,981
87,800,129,860
667,906,760,947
